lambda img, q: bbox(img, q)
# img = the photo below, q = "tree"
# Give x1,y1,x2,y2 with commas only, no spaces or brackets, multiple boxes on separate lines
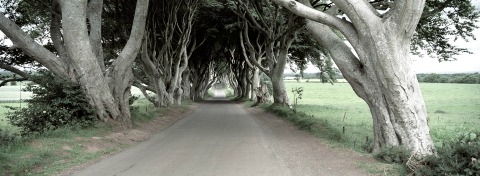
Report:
271,0,438,156
234,0,304,106
134,0,200,107
0,0,149,128
239,21,266,100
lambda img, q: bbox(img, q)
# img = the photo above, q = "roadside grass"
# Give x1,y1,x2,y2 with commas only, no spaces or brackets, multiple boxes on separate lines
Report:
284,81,373,150
0,98,164,175
249,98,407,175
0,103,21,132
283,82,480,149
0,126,113,176
254,81,479,175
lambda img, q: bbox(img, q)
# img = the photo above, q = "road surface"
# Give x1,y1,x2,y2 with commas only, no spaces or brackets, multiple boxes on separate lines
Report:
71,90,370,176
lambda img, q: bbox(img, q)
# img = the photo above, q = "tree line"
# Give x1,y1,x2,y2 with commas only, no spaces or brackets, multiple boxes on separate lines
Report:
418,73,480,84
1,0,478,158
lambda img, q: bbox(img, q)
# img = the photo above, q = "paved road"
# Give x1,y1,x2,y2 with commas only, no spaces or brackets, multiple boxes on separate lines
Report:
71,91,292,176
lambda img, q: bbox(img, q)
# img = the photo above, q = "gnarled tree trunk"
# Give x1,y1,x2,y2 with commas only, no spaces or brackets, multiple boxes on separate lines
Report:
0,0,149,128
275,0,435,156
269,46,289,106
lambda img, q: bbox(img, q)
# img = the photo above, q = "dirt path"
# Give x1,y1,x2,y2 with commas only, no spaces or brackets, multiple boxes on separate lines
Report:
67,96,382,175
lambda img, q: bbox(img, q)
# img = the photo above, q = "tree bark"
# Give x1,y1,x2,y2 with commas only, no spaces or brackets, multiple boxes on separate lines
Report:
106,0,149,126
269,52,289,106
0,15,68,77
182,70,191,101
267,39,293,106
88,0,105,72
59,0,122,123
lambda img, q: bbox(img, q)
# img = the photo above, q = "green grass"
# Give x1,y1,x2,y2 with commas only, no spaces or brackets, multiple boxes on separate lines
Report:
0,103,22,132
0,127,113,176
284,81,480,150
0,98,161,175
0,85,33,101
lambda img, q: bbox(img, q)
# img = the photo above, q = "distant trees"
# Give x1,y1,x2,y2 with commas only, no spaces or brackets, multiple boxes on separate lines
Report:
418,73,480,84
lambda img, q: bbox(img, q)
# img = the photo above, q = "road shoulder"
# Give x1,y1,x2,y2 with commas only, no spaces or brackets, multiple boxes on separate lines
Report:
245,105,387,176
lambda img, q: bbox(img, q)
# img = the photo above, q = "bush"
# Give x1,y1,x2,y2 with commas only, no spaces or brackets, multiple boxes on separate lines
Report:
0,128,16,146
5,71,96,136
129,95,140,112
375,146,411,164
414,132,480,175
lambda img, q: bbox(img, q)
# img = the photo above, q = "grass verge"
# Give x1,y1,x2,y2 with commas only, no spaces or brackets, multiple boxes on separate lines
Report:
252,82,479,175
0,98,192,176
249,102,405,175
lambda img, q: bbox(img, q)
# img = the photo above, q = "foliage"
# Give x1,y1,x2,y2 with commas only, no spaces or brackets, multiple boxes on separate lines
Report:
414,132,480,175
0,127,16,146
291,86,303,113
412,0,480,61
5,71,96,136
374,146,411,164
266,104,316,130
129,95,140,113
418,73,480,84
260,73,274,94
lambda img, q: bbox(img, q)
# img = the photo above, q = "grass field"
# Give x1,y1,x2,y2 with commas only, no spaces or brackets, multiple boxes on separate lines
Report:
0,85,33,101
284,80,480,149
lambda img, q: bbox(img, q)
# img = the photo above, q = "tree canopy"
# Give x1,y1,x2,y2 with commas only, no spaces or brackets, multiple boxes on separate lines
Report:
0,0,479,155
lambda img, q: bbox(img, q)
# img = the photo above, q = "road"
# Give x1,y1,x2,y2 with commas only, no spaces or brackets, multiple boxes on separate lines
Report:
71,90,370,176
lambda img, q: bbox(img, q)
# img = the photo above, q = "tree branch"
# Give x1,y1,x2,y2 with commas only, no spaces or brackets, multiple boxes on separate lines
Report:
0,77,28,87
234,0,270,35
305,20,367,95
0,62,30,78
88,0,105,72
421,0,453,19
112,0,149,70
271,0,359,45
0,15,68,77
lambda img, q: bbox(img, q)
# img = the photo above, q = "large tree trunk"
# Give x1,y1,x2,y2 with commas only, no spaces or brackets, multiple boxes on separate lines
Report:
60,0,122,123
250,68,260,100
274,0,435,156
106,0,148,126
268,45,290,106
303,9,434,156
182,71,191,101
360,29,434,156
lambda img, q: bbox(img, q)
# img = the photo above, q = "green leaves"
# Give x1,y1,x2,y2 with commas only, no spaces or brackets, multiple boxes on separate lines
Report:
413,0,480,61
415,131,480,175
5,70,96,136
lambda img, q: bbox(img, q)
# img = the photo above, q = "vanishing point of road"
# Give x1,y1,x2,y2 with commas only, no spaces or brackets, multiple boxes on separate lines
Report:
71,90,372,176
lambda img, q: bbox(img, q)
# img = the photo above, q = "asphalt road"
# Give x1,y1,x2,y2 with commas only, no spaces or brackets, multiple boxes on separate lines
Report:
71,90,292,176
